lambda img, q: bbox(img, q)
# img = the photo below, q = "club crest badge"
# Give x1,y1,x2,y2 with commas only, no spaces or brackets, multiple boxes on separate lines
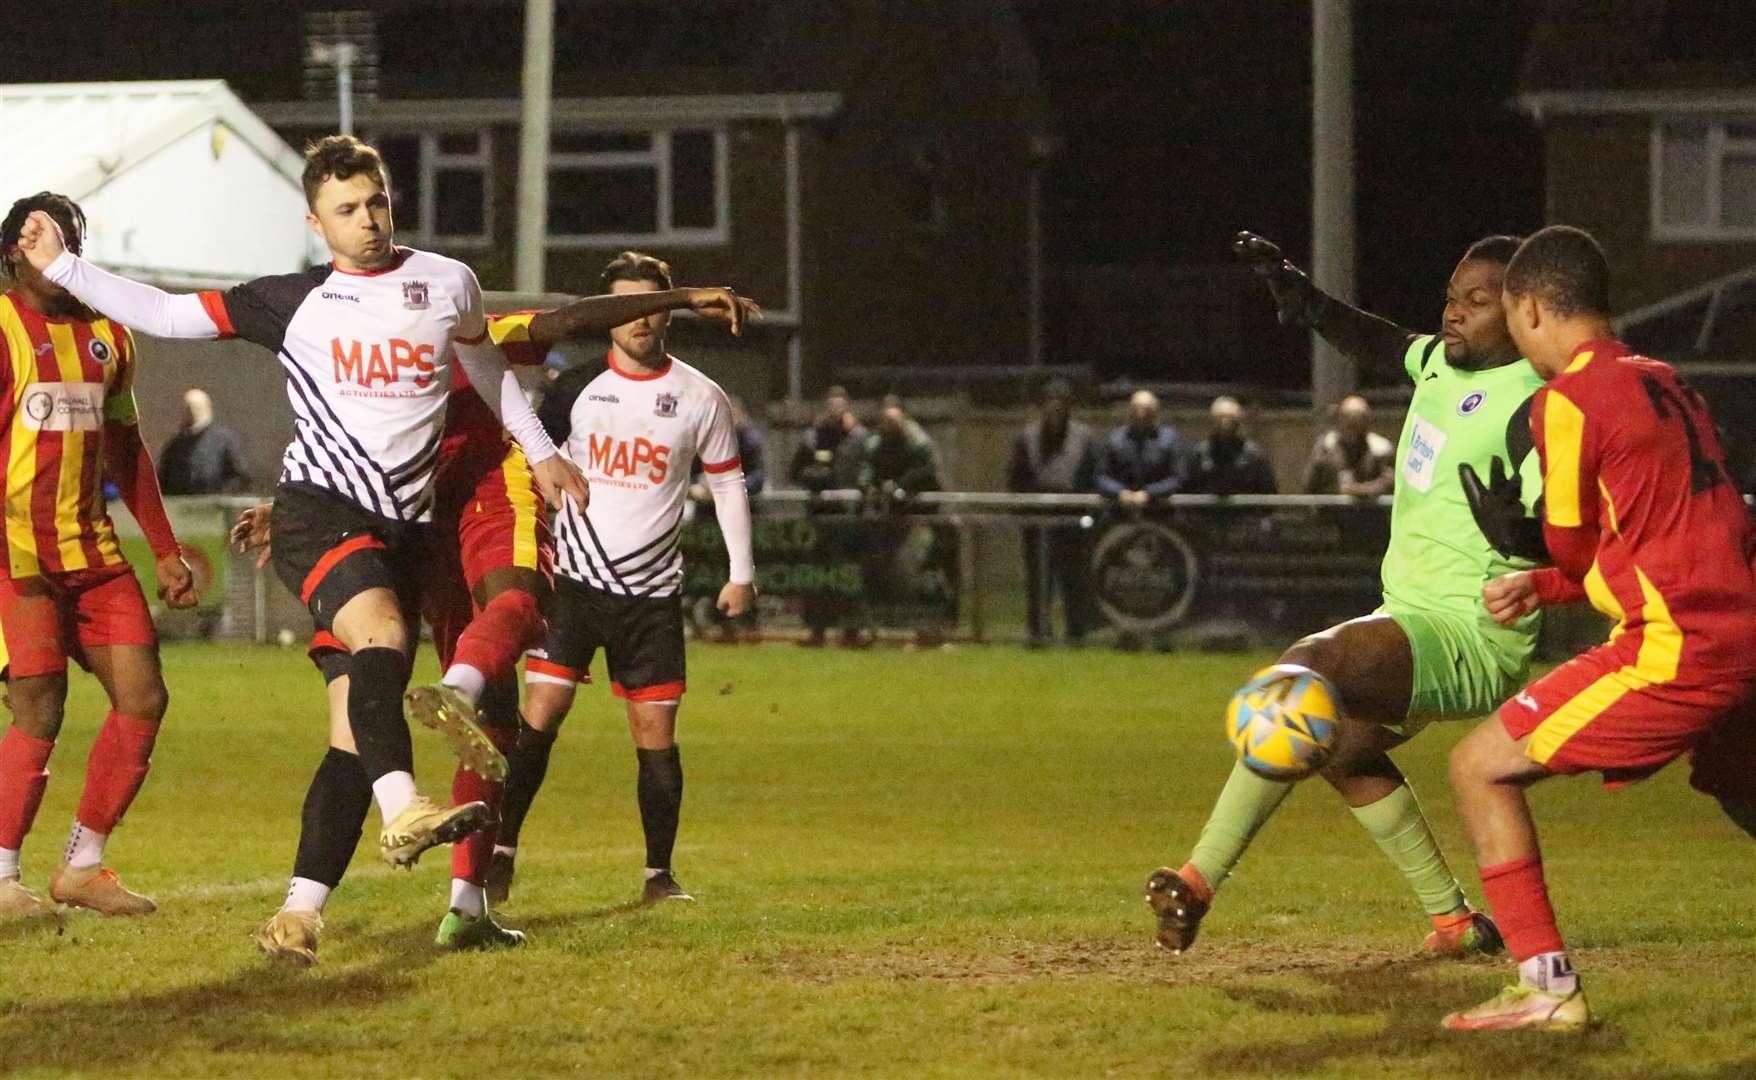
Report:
1457,390,1486,416
402,281,429,310
87,338,114,365
654,392,679,418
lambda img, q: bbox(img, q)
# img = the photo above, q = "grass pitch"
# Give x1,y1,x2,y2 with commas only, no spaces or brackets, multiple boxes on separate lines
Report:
4,642,1755,1079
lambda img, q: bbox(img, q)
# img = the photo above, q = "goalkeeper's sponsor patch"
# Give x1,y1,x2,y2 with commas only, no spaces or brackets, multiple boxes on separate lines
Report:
1402,414,1446,492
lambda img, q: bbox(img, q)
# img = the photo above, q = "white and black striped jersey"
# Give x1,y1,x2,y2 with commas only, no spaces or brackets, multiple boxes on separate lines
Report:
196,248,486,522
538,351,741,597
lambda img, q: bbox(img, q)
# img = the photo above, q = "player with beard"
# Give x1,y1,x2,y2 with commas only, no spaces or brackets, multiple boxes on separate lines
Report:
489,251,757,907
1145,232,1546,957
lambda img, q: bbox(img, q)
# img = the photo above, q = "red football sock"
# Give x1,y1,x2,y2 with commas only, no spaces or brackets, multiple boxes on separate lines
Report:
0,727,56,851
1479,853,1566,961
76,712,160,834
451,726,517,885
450,590,543,686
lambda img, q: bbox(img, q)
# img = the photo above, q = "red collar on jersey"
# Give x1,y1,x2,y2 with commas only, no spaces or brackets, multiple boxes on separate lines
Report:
607,348,672,381
331,247,410,277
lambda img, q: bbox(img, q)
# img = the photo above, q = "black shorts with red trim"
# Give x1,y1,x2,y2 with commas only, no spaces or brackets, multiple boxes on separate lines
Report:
270,482,431,633
526,576,686,701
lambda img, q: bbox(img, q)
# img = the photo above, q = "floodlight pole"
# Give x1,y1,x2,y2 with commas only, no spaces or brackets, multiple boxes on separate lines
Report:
309,42,359,136
1311,0,1356,409
516,0,555,293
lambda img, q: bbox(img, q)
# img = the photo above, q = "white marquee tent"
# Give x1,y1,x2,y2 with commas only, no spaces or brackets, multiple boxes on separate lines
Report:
0,80,322,287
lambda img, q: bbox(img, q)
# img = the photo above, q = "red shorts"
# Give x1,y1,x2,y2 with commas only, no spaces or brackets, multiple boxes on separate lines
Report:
0,564,157,679
422,440,553,666
1500,636,1756,787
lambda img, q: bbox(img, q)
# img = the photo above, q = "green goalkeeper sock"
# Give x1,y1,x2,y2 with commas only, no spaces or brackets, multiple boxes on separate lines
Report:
1350,783,1468,917
1186,761,1295,892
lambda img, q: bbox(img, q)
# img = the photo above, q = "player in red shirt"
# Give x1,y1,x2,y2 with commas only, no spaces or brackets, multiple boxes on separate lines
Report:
0,192,197,924
1443,226,1756,1031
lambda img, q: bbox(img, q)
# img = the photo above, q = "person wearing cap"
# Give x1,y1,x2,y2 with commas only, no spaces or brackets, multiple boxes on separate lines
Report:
1008,379,1098,646
1188,396,1278,496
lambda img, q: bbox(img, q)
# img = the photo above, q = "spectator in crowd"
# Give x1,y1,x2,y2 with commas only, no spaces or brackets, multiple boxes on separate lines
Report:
1008,379,1098,647
790,389,872,647
1096,389,1187,508
1187,395,1278,496
1304,393,1394,496
156,387,249,495
866,400,952,646
789,394,869,494
867,400,942,500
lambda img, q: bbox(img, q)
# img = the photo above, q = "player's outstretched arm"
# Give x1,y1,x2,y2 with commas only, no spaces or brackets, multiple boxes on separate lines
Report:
1231,230,1415,381
20,212,223,339
525,287,760,349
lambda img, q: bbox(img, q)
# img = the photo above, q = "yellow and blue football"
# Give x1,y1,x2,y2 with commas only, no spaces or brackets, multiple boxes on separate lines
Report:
1225,664,1340,781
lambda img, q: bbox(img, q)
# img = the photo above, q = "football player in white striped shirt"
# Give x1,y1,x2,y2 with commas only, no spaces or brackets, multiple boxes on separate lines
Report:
491,252,755,906
15,138,588,939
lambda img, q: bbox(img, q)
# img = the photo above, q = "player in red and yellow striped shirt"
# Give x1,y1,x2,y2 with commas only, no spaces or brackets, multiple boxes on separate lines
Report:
1445,226,1756,1031
0,193,196,924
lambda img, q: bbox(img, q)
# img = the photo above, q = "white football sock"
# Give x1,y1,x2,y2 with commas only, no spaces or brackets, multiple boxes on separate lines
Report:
449,877,486,917
64,821,107,869
372,772,418,823
0,846,19,880
441,664,487,705
1519,951,1579,995
284,877,331,913
493,844,517,858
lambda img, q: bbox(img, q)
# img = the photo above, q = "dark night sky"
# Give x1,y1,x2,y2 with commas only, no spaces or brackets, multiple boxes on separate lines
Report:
1016,0,1547,385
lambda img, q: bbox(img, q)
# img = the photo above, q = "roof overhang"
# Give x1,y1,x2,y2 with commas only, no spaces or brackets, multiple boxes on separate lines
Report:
0,80,305,199
251,92,844,129
1516,87,1756,124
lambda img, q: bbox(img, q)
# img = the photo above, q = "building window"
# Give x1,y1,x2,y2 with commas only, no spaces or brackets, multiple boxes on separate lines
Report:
547,128,729,248
1652,119,1756,240
367,128,494,249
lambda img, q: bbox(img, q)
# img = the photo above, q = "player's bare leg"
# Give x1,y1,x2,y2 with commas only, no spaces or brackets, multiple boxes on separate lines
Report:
490,678,576,903
0,671,67,927
628,700,691,903
1442,718,1589,1031
47,644,164,916
333,589,487,868
406,568,548,782
1152,615,1493,955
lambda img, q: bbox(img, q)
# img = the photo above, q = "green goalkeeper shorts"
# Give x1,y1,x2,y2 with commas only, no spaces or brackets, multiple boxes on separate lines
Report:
1380,605,1531,737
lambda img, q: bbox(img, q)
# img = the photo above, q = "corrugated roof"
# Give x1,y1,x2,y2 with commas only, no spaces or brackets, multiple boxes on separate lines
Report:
0,80,304,201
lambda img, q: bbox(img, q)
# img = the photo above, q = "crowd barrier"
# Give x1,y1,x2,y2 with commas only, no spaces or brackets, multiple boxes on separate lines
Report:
127,493,1605,658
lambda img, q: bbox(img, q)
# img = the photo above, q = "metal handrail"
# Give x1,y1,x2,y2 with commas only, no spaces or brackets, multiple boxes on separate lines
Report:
752,489,1393,510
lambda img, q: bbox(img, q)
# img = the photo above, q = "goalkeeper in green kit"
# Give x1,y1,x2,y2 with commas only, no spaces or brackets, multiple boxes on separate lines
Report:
1146,232,1548,957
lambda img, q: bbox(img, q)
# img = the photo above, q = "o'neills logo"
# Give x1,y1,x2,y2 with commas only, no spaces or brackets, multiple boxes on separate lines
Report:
587,433,671,484
331,338,437,388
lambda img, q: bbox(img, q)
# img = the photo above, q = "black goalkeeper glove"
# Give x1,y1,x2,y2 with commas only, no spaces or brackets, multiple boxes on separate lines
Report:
1459,456,1549,562
1231,231,1326,328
